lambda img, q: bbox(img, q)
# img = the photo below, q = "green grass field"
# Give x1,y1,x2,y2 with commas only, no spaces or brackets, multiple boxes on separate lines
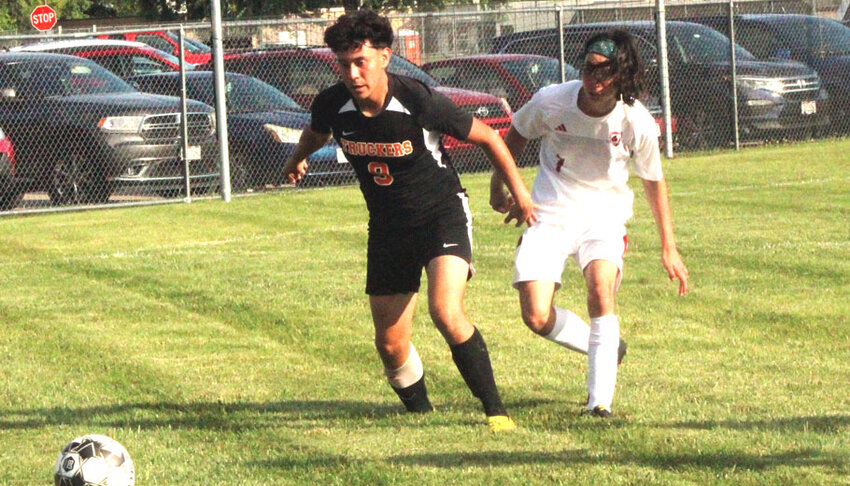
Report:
1,139,848,484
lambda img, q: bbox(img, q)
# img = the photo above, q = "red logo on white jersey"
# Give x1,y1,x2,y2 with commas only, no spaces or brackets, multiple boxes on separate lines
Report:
610,132,622,146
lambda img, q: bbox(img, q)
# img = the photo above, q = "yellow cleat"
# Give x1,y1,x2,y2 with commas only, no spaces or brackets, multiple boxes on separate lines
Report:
487,415,517,433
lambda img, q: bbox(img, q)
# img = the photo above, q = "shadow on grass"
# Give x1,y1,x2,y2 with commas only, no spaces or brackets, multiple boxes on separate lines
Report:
0,400,404,431
385,447,846,472
658,414,850,433
1,399,576,432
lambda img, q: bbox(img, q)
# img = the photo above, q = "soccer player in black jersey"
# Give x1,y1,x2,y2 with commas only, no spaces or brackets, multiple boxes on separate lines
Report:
282,9,537,432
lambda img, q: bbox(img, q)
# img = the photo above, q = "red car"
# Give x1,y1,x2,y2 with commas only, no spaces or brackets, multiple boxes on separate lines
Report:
422,54,571,112
13,39,187,78
203,47,513,172
0,127,24,211
98,31,212,65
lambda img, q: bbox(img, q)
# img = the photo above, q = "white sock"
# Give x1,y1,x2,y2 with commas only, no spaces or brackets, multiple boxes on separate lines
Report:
543,307,590,354
587,315,620,410
384,343,424,389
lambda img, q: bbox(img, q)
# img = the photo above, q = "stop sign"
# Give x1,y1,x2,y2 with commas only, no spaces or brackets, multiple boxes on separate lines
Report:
31,5,57,31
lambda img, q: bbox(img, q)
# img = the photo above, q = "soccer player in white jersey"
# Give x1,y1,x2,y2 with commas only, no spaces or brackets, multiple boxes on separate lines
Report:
490,30,689,417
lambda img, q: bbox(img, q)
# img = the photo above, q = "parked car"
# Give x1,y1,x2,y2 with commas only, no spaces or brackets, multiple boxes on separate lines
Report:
490,21,829,148
98,31,212,65
202,47,513,172
13,39,189,78
0,126,26,211
421,54,571,112
128,71,352,189
0,52,218,205
682,14,850,134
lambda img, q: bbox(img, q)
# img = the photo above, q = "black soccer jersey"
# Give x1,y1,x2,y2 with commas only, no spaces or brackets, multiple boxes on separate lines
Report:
311,73,474,228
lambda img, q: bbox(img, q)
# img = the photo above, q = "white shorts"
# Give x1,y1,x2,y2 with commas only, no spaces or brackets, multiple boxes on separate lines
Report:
513,219,628,289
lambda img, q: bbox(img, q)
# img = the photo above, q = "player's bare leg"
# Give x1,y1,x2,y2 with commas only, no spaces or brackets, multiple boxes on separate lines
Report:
518,280,595,354
427,255,515,431
371,293,433,413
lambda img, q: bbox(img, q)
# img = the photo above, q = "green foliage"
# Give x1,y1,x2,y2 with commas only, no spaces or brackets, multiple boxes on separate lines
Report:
0,139,848,482
1,0,485,26
0,0,93,31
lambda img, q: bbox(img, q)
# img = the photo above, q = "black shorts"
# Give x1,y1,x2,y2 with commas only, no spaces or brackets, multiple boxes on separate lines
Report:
366,193,473,295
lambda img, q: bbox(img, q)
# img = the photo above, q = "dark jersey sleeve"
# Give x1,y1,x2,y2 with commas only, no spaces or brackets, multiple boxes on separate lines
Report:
309,85,340,134
398,77,474,142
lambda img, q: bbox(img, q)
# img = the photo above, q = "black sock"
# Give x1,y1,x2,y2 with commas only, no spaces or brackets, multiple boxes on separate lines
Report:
392,375,434,413
449,327,507,417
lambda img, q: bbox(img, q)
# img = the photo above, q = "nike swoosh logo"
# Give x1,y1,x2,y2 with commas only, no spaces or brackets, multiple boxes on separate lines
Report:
442,243,459,248
342,130,356,136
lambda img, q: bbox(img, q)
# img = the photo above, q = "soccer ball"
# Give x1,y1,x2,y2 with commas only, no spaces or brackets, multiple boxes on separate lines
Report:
54,434,135,486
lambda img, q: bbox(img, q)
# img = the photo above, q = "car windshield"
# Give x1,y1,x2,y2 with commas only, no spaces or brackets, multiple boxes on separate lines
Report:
144,47,183,66
501,57,569,91
388,55,439,86
0,58,134,99
164,31,211,54
772,18,850,56
669,23,756,63
188,75,304,113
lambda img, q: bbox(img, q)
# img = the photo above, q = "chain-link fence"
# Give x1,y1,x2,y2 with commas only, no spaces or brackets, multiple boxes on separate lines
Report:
1,1,847,214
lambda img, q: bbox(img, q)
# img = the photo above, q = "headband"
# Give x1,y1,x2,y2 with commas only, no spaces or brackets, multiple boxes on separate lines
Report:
586,38,616,59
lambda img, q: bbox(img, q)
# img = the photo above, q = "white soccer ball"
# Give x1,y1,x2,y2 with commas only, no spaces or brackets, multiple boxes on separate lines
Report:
54,434,135,486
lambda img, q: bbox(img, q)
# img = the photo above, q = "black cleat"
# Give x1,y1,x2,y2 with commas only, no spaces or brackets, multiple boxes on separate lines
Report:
585,405,612,418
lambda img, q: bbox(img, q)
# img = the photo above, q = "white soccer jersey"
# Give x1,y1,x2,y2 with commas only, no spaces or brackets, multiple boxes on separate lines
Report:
512,80,663,224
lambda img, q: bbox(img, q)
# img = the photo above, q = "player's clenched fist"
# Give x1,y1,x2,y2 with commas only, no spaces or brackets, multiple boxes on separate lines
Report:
283,160,308,184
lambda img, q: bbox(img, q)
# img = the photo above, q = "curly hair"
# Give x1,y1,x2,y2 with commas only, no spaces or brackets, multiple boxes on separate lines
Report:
324,9,394,53
583,30,645,106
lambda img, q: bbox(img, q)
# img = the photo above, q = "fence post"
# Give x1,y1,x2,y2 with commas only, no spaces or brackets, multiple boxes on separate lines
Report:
557,7,566,83
210,0,232,201
655,0,674,157
178,25,192,203
728,0,740,150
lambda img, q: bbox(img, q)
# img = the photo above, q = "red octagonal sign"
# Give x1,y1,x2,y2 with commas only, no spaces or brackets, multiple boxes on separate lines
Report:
31,5,57,31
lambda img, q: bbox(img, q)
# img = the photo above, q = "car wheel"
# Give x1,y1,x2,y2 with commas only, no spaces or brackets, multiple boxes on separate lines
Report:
676,111,709,151
0,190,24,211
827,88,850,136
48,155,112,206
154,188,184,198
229,154,252,193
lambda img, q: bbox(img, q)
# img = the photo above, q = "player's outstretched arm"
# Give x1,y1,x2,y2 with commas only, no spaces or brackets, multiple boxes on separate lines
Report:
642,177,689,296
489,126,530,216
466,120,537,226
282,127,332,184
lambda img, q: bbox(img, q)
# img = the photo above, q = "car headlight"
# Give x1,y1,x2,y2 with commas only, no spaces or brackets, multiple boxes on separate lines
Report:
737,77,785,94
98,116,145,133
264,124,303,144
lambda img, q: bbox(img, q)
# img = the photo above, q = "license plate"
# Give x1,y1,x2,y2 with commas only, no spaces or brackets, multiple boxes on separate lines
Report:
801,100,817,115
186,145,201,161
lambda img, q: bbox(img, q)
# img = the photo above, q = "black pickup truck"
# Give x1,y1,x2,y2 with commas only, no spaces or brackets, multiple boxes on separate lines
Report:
0,52,218,206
